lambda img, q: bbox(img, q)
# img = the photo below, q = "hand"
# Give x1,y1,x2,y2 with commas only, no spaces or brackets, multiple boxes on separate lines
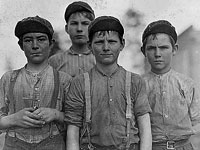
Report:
13,107,45,128
33,107,59,123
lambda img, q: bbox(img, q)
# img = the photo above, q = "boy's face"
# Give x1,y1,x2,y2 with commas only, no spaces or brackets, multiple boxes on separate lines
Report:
66,12,91,45
144,33,177,74
22,32,52,65
90,31,124,66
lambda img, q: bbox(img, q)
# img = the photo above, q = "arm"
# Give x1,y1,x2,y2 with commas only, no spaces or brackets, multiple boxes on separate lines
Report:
137,113,152,150
66,125,80,150
189,85,200,134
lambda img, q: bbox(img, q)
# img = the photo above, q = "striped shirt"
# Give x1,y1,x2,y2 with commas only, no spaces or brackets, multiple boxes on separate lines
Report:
0,65,71,143
49,47,96,77
142,69,200,142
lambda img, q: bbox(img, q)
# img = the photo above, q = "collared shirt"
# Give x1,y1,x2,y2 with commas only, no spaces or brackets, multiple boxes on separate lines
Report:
142,69,200,142
49,47,96,77
65,66,151,146
0,65,71,143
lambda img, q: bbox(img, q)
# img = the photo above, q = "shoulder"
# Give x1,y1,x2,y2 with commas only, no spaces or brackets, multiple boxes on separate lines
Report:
0,68,24,87
170,70,196,88
49,51,64,61
128,71,145,85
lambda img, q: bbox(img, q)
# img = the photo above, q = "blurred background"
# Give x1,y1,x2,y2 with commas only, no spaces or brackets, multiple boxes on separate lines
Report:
1,0,200,149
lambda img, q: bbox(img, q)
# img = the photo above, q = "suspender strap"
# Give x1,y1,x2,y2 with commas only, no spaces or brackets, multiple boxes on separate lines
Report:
125,71,132,149
8,69,22,113
84,72,91,123
81,72,94,150
50,68,60,108
49,68,60,137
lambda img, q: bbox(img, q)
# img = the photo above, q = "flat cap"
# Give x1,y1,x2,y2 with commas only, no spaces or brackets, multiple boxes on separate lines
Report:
64,1,94,23
142,20,177,43
15,15,54,39
88,16,124,42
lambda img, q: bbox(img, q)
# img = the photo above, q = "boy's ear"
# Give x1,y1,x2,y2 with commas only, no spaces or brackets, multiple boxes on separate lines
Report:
49,39,55,49
18,40,24,51
172,44,178,56
120,39,125,51
88,41,93,54
65,24,69,34
141,46,146,57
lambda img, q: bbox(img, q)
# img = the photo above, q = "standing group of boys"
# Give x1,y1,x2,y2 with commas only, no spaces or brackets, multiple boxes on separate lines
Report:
0,1,200,150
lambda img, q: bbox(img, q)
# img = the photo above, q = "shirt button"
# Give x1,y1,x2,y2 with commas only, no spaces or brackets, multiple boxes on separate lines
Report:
110,99,113,102
34,87,39,91
162,91,166,94
164,114,168,118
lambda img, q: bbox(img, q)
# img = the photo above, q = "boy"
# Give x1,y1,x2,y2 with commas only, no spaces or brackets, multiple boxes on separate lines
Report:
65,16,152,150
49,1,96,77
0,16,71,150
141,20,200,150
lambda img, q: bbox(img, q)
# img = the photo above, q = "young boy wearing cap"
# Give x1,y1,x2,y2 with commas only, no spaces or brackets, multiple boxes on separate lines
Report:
49,1,96,77
0,16,71,150
65,16,152,150
141,20,200,150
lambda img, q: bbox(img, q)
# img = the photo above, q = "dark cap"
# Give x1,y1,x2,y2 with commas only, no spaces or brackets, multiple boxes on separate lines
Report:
64,1,94,23
142,20,177,43
15,15,54,39
88,16,124,42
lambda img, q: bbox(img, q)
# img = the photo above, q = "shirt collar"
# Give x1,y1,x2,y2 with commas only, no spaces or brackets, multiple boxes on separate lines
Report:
68,46,92,55
150,69,173,78
94,65,121,77
24,64,50,77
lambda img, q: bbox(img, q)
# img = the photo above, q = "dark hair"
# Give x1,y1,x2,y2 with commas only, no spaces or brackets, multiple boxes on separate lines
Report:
67,11,94,24
90,31,124,44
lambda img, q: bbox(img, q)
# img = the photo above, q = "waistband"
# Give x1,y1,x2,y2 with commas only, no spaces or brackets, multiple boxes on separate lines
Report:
7,128,60,144
153,139,190,149
81,143,138,150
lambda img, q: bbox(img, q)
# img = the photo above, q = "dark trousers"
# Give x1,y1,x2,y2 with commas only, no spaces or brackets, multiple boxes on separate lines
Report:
3,134,65,150
80,143,139,150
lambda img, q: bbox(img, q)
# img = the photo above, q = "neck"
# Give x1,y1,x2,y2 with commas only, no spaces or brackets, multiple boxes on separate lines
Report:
26,60,49,73
96,63,118,76
151,67,171,75
71,43,89,54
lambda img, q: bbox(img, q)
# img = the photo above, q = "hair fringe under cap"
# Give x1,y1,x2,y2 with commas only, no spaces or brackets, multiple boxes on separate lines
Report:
15,15,54,39
142,20,177,43
64,1,95,23
88,16,124,42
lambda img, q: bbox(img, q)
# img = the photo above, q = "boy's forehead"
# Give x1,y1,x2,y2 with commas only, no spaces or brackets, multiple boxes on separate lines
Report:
94,31,119,37
23,32,48,38
147,33,171,41
68,12,90,21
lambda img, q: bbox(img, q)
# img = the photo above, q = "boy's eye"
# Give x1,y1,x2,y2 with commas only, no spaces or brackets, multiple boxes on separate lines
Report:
94,41,103,44
38,38,46,42
23,39,32,43
146,46,155,51
108,40,117,44
82,21,90,26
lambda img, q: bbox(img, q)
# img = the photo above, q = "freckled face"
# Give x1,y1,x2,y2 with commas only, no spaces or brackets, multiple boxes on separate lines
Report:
22,32,51,64
90,31,124,66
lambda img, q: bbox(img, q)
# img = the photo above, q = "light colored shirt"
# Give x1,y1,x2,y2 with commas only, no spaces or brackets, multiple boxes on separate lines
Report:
142,69,200,142
0,65,71,143
65,66,151,146
49,47,95,77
